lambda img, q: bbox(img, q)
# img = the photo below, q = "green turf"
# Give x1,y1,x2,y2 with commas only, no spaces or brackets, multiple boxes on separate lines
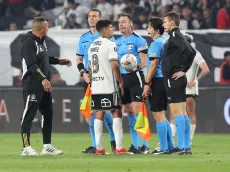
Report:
0,133,230,172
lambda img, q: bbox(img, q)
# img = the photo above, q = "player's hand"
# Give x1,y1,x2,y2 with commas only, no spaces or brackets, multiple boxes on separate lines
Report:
59,59,72,67
187,80,197,88
118,81,124,97
83,72,90,84
42,79,52,92
142,85,150,98
172,71,185,80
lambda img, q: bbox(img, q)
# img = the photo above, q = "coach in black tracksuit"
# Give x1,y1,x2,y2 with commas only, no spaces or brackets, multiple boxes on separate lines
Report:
162,12,196,154
20,17,71,153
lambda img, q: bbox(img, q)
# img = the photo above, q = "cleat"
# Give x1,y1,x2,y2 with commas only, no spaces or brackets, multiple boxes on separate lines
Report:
139,145,151,154
40,144,63,155
151,148,169,155
110,140,116,153
82,146,96,154
95,149,109,155
185,148,192,155
171,147,186,155
114,148,134,155
21,146,39,156
128,144,142,154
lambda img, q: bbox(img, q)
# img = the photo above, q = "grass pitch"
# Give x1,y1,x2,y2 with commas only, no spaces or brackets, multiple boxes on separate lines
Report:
0,133,230,172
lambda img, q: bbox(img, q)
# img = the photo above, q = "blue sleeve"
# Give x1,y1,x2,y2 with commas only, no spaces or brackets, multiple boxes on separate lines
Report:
136,36,148,53
110,37,116,42
148,41,161,60
76,36,84,56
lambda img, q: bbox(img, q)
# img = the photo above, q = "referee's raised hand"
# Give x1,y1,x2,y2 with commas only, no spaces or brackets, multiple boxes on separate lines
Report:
42,79,52,92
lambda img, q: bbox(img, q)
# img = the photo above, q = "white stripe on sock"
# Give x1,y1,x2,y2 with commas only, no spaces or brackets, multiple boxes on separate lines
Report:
94,119,104,150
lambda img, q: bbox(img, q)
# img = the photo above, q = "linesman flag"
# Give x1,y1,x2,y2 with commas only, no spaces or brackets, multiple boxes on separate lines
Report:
134,101,151,141
80,85,92,120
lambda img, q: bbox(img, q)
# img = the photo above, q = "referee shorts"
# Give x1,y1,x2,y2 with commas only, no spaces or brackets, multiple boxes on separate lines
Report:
121,71,145,104
149,77,167,112
165,75,187,104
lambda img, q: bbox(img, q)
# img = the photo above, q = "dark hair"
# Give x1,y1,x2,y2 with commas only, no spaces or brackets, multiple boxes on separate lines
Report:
224,51,230,58
218,0,227,8
33,16,48,23
96,19,112,32
118,13,133,21
165,11,180,26
149,17,164,35
184,34,193,44
88,8,102,18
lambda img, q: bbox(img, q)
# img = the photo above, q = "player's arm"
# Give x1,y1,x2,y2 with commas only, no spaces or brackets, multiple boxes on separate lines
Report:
109,42,124,95
137,37,148,70
88,61,92,84
197,61,209,81
187,56,209,88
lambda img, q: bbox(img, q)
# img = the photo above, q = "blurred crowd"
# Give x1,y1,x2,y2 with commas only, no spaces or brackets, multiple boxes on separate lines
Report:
1,0,230,31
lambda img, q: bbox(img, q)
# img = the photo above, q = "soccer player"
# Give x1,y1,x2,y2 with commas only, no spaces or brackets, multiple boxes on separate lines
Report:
88,19,128,155
20,17,72,156
76,9,115,154
170,34,210,146
116,13,149,154
162,11,196,154
142,17,174,154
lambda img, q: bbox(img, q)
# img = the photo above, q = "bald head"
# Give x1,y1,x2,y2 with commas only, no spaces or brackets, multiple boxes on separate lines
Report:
32,17,49,37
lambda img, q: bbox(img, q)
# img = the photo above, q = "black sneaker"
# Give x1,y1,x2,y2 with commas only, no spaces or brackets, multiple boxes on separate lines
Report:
110,140,116,153
151,147,169,155
139,145,151,154
128,144,142,154
82,146,96,154
171,147,186,155
185,148,192,155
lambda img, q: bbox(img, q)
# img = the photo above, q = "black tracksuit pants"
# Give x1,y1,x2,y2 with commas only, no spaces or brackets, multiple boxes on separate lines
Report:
21,91,53,148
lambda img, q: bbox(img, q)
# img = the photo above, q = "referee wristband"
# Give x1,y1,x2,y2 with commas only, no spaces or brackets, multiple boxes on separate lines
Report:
77,63,85,72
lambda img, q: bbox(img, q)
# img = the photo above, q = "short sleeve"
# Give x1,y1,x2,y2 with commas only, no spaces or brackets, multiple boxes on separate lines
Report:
148,41,161,60
136,36,148,53
76,36,84,56
108,42,118,61
196,51,205,65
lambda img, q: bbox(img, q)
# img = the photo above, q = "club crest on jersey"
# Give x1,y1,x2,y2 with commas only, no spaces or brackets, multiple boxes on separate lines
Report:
127,44,133,52
101,98,111,108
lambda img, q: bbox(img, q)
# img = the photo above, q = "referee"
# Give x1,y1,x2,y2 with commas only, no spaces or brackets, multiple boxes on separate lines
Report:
20,17,72,156
162,12,196,154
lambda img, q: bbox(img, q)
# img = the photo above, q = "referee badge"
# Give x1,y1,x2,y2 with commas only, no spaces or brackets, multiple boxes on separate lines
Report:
127,44,133,52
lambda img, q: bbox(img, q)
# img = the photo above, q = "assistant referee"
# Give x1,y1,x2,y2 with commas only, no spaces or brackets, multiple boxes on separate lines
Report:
20,17,72,156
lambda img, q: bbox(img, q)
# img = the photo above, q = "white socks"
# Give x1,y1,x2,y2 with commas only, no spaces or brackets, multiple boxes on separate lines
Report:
190,124,196,141
94,119,103,150
170,124,176,138
113,118,123,150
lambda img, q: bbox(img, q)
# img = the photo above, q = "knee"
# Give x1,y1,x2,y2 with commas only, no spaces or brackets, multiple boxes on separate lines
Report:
124,106,134,114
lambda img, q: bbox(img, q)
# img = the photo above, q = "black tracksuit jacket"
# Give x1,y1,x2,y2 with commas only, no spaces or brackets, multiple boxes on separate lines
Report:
21,31,60,91
162,27,196,78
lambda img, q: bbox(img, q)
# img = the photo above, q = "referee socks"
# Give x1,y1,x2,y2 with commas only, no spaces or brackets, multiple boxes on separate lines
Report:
89,114,96,147
156,121,168,151
174,115,185,150
184,115,191,149
104,112,115,142
128,115,140,149
166,120,174,151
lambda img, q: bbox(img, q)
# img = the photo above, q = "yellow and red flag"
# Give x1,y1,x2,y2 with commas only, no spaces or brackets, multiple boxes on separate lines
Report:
80,85,92,120
134,102,151,141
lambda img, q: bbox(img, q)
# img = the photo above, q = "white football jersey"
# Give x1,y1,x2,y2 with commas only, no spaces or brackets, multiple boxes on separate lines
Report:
186,50,205,95
88,37,118,94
